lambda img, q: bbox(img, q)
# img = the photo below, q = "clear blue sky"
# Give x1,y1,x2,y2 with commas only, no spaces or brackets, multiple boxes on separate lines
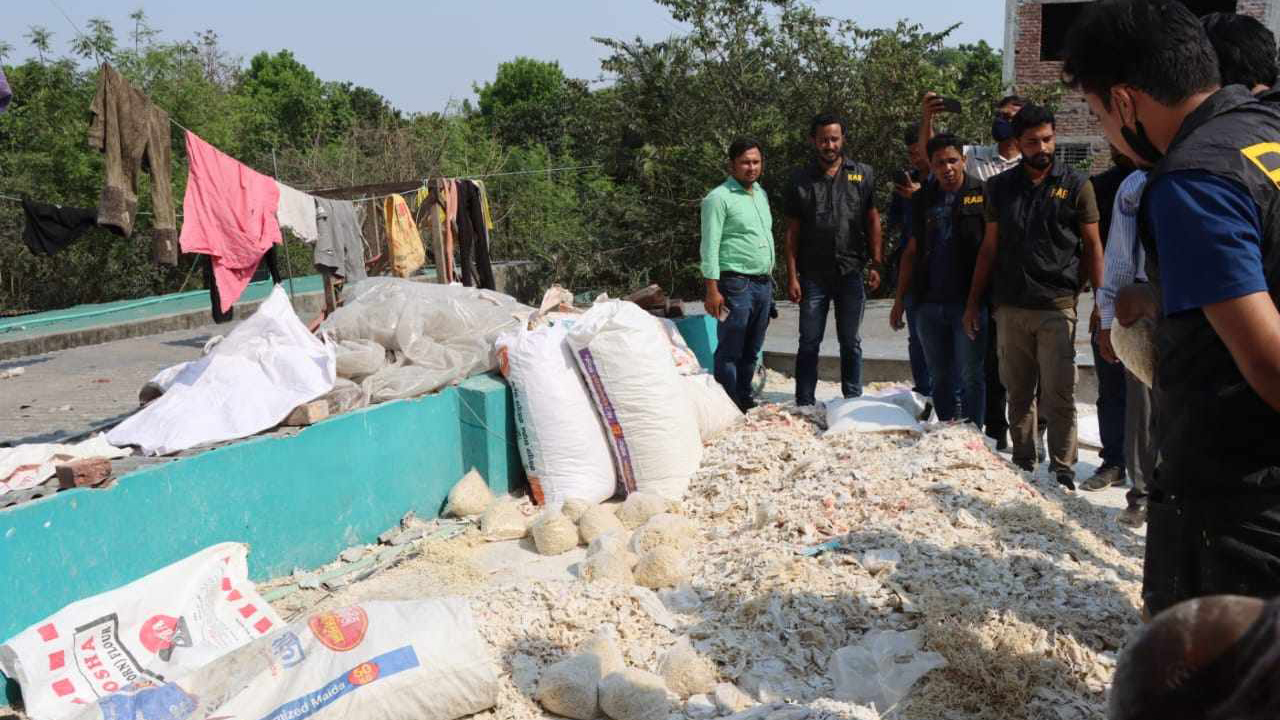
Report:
4,0,1005,114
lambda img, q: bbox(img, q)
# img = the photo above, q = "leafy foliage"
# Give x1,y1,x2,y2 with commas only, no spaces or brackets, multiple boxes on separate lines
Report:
0,0,1017,311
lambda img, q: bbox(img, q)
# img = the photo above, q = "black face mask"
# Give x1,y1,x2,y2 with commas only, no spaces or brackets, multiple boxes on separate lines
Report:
1121,119,1164,165
992,117,1015,142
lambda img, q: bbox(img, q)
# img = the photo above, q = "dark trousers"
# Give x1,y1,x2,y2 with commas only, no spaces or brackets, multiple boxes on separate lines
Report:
917,302,987,426
1124,370,1154,509
985,312,1009,441
714,274,772,409
904,295,932,396
796,271,866,405
1092,331,1128,470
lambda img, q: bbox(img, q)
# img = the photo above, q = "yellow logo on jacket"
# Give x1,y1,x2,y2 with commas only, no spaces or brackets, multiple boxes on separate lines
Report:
847,173,863,183
1242,142,1280,188
963,194,983,206
1050,187,1069,200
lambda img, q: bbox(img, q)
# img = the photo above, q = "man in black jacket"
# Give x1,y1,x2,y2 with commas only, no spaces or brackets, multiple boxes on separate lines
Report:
891,135,989,425
1064,0,1280,616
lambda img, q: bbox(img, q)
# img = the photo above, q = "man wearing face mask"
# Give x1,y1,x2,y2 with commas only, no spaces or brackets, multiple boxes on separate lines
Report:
961,104,1104,491
920,93,1026,183
784,113,882,406
1063,0,1280,616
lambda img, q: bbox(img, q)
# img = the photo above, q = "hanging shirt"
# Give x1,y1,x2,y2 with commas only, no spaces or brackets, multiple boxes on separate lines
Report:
474,179,495,230
275,181,318,243
314,198,368,283
179,131,282,314
22,198,99,256
384,194,425,277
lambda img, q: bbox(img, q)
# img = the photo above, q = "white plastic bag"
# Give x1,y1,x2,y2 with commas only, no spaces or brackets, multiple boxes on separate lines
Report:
65,600,497,720
495,324,617,506
682,374,742,441
828,629,946,714
658,318,703,376
567,301,702,500
335,339,387,379
107,286,336,455
0,543,281,720
824,398,922,436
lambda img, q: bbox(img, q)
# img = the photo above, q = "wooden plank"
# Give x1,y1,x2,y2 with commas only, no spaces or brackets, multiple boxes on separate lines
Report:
282,400,330,427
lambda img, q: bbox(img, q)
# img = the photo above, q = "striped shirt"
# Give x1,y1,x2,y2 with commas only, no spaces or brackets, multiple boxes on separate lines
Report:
1098,170,1149,330
964,144,1022,182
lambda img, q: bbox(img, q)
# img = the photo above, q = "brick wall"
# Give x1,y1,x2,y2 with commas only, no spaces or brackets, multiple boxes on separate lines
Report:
1010,0,1275,171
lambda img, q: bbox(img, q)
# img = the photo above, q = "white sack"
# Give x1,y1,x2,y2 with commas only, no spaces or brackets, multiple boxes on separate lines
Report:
107,286,335,455
65,600,497,720
0,543,282,720
658,318,703,376
567,301,702,500
0,436,129,498
863,385,931,420
495,323,617,506
825,398,922,436
320,278,530,402
682,374,742,441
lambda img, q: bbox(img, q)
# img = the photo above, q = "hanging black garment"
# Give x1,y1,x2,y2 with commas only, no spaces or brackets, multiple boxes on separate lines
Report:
203,246,284,324
457,180,496,290
22,198,100,256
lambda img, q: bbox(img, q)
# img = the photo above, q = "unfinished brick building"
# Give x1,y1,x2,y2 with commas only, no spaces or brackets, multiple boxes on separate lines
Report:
1002,0,1280,170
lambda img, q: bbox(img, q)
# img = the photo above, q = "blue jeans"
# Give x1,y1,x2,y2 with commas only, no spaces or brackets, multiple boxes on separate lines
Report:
1092,330,1127,470
904,295,932,396
917,302,987,426
714,274,772,408
796,271,865,404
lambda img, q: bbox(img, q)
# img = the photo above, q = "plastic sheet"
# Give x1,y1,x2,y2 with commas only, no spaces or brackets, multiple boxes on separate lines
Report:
829,629,947,714
320,278,531,402
335,339,387,379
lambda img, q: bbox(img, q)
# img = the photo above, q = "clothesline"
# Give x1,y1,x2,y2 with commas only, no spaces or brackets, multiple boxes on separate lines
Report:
327,164,607,204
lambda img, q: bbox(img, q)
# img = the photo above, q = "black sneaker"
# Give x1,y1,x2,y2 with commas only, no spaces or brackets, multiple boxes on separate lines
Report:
996,437,1009,452
1014,459,1035,472
1056,472,1077,492
738,398,758,413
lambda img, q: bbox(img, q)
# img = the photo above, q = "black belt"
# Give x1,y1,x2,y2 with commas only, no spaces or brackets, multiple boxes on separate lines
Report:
722,271,771,282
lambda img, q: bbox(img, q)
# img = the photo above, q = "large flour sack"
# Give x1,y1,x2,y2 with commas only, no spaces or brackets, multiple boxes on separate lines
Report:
0,544,282,720
495,323,617,506
64,600,498,720
566,301,702,500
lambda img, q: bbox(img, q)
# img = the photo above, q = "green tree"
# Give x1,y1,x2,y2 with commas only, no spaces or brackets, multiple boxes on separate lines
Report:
475,57,575,150
24,26,54,65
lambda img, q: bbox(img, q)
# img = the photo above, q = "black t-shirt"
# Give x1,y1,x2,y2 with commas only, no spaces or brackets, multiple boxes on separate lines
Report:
783,158,876,276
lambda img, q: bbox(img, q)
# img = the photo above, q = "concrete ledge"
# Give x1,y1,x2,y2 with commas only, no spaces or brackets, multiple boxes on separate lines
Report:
0,373,525,649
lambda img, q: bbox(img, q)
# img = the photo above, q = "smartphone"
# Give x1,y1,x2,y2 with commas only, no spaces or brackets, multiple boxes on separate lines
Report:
938,97,963,113
892,169,912,186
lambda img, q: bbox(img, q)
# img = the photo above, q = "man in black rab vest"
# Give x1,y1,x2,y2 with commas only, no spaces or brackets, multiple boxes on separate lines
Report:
1064,0,1280,617
891,134,989,425
962,104,1104,491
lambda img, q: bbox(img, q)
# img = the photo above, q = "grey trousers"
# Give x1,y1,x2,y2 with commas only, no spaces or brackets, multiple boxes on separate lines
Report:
1125,369,1154,508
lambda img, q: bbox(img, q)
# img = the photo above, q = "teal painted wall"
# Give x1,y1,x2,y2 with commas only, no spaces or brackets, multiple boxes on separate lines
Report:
673,315,718,371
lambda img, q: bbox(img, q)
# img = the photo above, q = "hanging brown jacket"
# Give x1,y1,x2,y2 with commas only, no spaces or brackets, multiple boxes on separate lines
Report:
88,63,179,265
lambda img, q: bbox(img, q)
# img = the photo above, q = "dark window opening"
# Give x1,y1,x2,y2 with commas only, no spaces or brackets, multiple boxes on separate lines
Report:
1038,1,1238,62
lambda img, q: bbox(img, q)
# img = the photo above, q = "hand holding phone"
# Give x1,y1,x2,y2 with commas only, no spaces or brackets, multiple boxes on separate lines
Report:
938,97,963,114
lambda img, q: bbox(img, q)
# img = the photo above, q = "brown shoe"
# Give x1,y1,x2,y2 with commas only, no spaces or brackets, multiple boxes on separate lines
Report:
1082,465,1125,492
1120,504,1147,528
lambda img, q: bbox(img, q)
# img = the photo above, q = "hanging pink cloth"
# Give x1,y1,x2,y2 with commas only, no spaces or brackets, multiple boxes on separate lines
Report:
179,131,282,312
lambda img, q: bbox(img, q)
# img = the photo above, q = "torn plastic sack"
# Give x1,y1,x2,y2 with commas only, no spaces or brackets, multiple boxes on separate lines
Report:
495,322,617,506
323,377,370,415
63,599,498,720
320,278,531,402
335,339,387,380
825,398,922,436
0,543,281,720
107,286,336,455
0,435,130,498
828,629,947,715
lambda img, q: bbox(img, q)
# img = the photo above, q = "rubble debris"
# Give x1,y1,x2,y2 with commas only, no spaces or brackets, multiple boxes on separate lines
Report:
562,498,590,523
54,457,113,489
579,504,626,544
531,509,580,556
630,513,697,555
481,497,529,541
713,683,756,714
599,668,672,720
536,653,605,720
448,468,495,518
581,550,636,585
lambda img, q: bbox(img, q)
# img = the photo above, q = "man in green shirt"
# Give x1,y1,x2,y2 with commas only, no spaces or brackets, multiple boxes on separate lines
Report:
701,137,776,411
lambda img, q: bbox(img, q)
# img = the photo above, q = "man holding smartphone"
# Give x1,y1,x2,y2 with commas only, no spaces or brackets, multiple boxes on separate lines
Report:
701,138,775,412
784,113,882,405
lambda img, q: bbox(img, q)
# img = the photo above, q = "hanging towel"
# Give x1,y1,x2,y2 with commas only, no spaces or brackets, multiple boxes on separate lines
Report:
384,194,425,278
21,198,99,256
275,181,318,243
87,63,178,264
474,179,494,231
0,69,12,113
314,198,368,283
179,131,282,314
